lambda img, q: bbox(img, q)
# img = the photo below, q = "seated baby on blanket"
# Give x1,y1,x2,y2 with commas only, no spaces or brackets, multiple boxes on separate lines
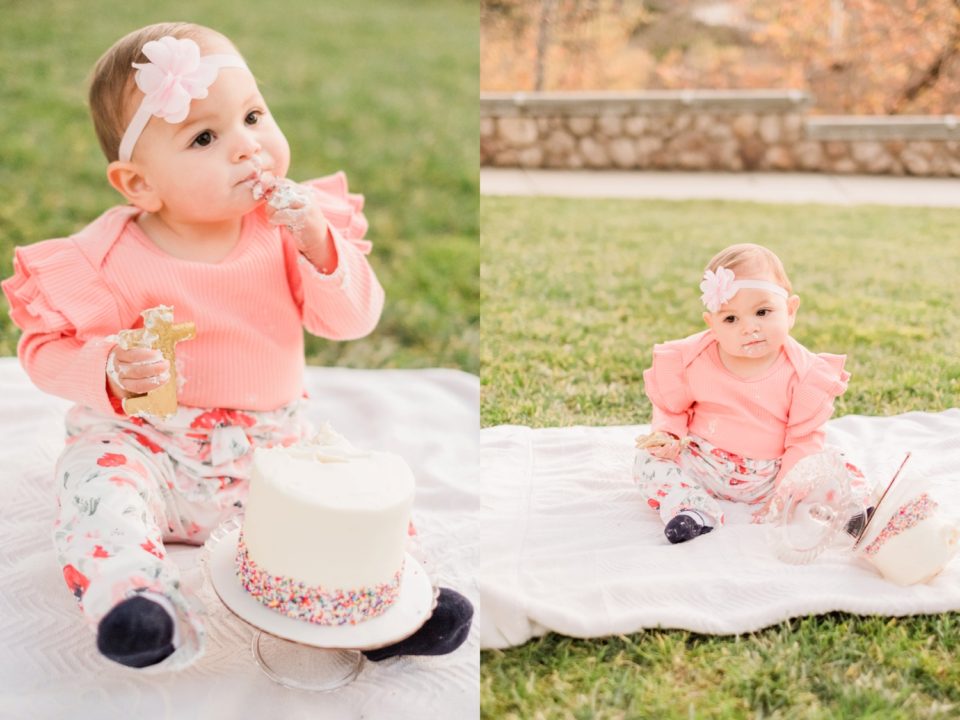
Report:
2,22,472,669
635,243,874,543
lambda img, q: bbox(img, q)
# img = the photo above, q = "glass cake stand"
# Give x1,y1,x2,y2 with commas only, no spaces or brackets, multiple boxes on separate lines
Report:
204,518,437,691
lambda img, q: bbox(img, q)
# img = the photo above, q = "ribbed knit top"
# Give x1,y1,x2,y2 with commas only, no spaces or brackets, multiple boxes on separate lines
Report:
642,330,849,480
2,173,384,416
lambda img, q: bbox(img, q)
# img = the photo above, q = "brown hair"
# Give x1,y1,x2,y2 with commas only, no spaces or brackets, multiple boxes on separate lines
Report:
88,22,232,161
705,243,793,294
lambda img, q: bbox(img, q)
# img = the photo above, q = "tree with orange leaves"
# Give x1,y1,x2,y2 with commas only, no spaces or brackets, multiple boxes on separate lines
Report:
480,0,960,115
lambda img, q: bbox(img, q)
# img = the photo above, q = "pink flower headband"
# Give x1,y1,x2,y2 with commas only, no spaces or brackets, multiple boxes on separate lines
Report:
118,36,249,162
699,266,788,313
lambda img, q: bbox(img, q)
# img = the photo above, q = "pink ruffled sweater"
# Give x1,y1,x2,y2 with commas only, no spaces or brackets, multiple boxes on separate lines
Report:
2,173,384,416
642,330,849,480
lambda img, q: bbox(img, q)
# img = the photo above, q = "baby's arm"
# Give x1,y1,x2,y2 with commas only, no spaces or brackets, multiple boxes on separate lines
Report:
649,405,691,443
3,237,180,415
291,237,384,341
754,426,829,524
777,427,827,482
641,339,695,449
777,353,850,482
20,330,171,413
258,172,338,273
17,331,119,414
273,174,385,341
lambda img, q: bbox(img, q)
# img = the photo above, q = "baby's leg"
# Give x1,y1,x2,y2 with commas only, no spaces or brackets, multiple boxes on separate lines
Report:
54,432,203,668
633,450,724,542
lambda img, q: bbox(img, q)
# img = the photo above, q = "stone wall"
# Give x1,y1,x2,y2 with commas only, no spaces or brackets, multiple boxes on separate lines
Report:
480,91,960,176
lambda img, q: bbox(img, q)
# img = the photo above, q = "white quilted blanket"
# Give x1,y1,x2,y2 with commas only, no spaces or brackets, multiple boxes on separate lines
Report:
479,411,960,649
0,359,479,720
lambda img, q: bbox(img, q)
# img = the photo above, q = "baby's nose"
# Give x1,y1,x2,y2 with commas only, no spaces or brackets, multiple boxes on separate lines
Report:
233,133,262,162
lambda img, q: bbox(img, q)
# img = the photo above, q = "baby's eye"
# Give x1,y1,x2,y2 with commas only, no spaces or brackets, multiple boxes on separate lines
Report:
723,315,736,323
756,308,770,317
245,110,262,126
191,130,214,148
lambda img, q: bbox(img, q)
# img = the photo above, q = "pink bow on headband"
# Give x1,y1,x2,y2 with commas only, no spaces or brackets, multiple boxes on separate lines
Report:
699,267,737,313
699,266,790,312
132,37,219,124
117,37,247,162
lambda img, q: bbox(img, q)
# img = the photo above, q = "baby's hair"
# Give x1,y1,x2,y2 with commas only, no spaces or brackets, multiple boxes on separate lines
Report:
705,243,793,294
88,22,233,162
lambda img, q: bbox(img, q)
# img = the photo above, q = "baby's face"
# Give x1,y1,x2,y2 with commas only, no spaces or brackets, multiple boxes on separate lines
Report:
130,38,290,224
703,281,799,366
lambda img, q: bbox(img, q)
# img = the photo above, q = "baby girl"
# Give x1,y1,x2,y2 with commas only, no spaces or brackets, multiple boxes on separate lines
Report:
2,22,471,669
635,243,873,543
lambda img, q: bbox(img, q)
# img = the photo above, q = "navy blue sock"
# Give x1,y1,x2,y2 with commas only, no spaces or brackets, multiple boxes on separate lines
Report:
845,506,875,538
97,595,176,668
363,587,473,662
665,511,714,544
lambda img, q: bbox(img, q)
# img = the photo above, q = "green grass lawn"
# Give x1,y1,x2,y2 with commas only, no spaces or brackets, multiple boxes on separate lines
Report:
0,0,478,372
481,195,960,719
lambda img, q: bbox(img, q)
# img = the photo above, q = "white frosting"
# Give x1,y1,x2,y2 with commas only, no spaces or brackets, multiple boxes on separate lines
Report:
241,428,415,590
116,304,175,350
866,521,960,586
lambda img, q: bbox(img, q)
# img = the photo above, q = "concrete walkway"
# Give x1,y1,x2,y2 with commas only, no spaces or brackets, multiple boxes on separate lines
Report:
481,168,960,207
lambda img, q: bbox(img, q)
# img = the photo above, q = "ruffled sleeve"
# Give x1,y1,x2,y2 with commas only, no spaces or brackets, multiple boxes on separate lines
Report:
2,235,122,415
778,353,849,480
642,340,695,438
284,172,384,340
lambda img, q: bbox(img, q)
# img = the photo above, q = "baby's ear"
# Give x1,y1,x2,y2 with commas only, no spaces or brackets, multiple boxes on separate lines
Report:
702,311,714,330
106,161,162,212
787,295,801,326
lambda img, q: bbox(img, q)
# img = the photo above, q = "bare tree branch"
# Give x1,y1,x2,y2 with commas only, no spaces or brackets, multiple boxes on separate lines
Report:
887,1,960,114
534,0,558,91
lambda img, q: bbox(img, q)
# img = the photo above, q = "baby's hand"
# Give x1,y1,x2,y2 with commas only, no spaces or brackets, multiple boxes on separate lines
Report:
106,346,169,398
636,431,683,461
647,442,681,461
259,175,332,262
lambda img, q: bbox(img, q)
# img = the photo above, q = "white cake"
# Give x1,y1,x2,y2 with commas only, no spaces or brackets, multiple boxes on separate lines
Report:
859,491,960,585
235,425,415,624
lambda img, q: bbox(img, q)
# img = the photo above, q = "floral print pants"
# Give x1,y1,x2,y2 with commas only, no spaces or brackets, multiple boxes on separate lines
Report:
633,434,871,528
54,402,310,669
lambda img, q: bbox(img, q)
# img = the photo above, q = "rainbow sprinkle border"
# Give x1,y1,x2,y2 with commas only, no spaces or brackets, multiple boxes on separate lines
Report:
863,493,938,557
235,532,402,625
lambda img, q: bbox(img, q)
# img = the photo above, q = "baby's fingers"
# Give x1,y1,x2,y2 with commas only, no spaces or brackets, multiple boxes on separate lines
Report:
649,444,680,460
259,170,278,191
120,374,170,394
251,171,280,202
113,346,164,365
119,357,169,381
109,347,170,392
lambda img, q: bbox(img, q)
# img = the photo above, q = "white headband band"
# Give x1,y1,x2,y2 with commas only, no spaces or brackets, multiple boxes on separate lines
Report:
118,36,248,162
700,266,788,313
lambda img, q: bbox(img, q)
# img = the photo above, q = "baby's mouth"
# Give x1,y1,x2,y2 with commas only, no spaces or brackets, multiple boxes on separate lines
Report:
242,154,279,199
